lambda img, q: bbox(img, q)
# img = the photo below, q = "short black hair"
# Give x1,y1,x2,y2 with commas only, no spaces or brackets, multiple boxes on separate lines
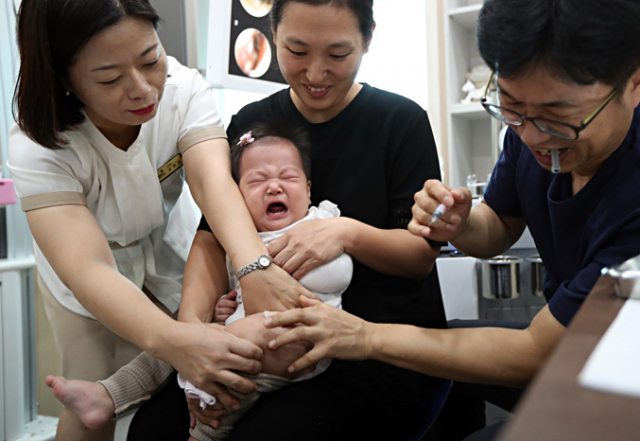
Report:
271,0,375,42
477,0,640,87
13,0,161,150
230,121,312,184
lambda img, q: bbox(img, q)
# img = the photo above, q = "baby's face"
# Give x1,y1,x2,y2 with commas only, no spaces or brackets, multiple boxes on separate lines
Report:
238,140,311,232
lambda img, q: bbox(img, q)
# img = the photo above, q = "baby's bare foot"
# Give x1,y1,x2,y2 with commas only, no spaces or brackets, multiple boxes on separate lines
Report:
46,375,115,429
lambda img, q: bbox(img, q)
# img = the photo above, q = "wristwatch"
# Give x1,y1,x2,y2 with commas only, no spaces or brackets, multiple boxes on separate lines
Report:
235,254,273,279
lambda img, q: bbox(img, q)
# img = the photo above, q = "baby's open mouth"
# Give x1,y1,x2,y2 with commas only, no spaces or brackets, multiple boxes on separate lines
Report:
267,202,288,216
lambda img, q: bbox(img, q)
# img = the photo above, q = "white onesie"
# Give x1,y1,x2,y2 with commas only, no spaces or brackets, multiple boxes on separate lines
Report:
227,199,352,323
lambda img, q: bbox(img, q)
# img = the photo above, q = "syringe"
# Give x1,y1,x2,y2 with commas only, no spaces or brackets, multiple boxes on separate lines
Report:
428,203,447,226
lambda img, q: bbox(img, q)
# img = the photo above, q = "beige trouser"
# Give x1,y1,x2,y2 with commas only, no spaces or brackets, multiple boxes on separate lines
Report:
38,274,171,382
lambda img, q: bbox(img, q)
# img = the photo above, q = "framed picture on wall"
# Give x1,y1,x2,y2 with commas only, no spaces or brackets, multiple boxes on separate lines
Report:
207,0,287,94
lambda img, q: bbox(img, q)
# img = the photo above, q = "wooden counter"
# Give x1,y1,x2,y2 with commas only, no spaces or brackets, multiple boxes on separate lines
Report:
498,275,640,441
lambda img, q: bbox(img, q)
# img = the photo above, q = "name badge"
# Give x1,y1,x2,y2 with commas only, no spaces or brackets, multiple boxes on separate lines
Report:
157,154,183,183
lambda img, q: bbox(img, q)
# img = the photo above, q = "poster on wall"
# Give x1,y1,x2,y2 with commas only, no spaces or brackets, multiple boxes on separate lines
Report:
207,0,287,94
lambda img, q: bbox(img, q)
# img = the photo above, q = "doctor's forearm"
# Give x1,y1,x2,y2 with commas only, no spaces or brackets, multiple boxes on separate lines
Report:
366,323,543,387
365,305,564,387
450,203,524,258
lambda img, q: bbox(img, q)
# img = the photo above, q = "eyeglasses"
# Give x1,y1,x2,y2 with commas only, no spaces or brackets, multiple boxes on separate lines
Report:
480,71,620,140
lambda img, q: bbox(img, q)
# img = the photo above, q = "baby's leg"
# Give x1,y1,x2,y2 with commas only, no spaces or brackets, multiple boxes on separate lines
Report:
190,371,292,441
47,352,173,429
185,316,302,440
46,376,114,430
224,313,315,379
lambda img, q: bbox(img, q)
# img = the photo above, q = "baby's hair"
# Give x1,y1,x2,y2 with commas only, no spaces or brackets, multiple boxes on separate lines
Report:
230,121,312,184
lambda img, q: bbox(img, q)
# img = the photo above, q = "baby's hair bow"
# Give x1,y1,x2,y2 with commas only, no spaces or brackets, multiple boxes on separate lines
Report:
237,131,255,146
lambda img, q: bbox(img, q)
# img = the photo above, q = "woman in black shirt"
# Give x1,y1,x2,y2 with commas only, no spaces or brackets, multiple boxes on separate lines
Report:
129,1,446,439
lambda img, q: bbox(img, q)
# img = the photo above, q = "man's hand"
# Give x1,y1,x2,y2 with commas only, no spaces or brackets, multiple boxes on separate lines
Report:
264,297,372,373
409,179,473,242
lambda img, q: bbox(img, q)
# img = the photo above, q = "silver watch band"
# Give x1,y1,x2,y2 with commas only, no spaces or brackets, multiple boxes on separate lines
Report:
235,255,272,279
235,262,260,278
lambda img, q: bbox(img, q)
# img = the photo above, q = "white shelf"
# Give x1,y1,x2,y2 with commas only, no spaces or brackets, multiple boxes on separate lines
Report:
440,0,498,188
448,4,482,30
450,102,486,120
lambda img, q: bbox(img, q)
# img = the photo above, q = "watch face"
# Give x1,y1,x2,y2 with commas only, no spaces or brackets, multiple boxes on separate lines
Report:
258,256,271,267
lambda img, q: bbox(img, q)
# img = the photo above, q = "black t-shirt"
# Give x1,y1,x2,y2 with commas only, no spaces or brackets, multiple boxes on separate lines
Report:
129,84,450,441
208,84,446,329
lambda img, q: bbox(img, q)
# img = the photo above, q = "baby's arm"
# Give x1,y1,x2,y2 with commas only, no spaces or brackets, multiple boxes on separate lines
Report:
299,252,352,295
178,230,230,324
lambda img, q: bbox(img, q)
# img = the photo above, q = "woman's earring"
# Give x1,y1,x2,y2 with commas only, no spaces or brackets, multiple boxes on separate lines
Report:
65,90,70,96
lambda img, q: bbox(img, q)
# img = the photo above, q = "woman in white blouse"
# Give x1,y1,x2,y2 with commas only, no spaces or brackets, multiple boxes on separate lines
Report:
8,1,313,440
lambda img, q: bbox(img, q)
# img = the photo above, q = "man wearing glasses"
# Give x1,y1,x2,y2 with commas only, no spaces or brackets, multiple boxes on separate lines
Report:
409,0,640,438
266,0,640,440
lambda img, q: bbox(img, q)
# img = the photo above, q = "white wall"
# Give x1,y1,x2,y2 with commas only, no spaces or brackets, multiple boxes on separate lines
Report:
358,0,429,110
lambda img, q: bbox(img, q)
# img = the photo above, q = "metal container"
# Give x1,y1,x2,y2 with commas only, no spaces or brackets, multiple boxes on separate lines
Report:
527,255,545,297
480,255,522,299
602,254,640,299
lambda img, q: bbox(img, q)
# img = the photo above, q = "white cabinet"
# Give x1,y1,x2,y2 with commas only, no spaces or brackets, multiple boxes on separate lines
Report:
436,256,479,320
431,0,502,188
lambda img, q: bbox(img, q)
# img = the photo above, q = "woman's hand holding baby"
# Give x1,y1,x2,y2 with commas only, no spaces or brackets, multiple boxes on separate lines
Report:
268,218,350,280
240,265,320,314
264,296,373,373
160,322,263,411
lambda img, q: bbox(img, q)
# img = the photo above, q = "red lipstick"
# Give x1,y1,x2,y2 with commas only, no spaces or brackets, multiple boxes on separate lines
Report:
129,103,155,116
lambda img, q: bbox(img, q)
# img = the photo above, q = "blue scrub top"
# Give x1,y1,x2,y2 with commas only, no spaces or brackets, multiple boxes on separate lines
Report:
484,105,640,326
